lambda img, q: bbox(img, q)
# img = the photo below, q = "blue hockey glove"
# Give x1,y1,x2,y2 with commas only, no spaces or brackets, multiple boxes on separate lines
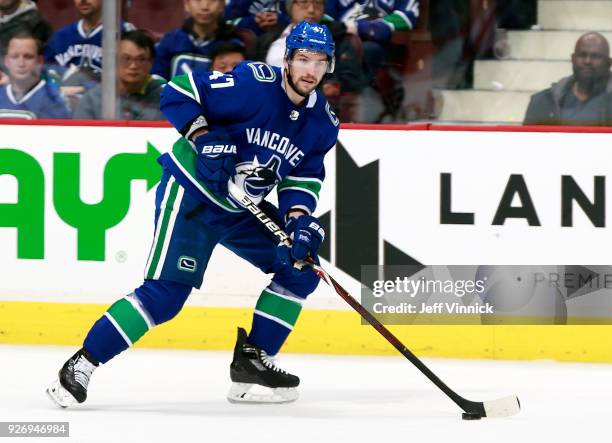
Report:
193,129,237,198
357,19,393,43
277,215,325,267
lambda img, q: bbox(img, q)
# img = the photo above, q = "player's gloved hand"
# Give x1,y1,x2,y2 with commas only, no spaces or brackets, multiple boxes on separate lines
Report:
357,19,393,43
277,215,325,267
193,129,237,198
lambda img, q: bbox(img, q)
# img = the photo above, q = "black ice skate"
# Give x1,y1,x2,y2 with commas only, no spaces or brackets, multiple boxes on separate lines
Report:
46,348,99,408
227,327,299,404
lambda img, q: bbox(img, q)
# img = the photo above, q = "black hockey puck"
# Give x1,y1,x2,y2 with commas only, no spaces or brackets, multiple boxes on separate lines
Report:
462,412,482,420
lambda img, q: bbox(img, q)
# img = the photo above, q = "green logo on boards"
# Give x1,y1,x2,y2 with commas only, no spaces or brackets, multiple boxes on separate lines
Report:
0,143,162,261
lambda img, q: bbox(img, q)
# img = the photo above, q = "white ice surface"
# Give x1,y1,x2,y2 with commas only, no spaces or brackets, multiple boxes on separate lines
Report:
0,345,609,443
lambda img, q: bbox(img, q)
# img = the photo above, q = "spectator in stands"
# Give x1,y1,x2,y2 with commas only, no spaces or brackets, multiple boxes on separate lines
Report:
210,41,245,73
44,0,135,95
152,0,245,81
524,33,612,126
328,0,419,41
74,31,165,120
251,0,367,120
0,33,70,119
326,0,419,76
326,0,419,121
0,0,51,82
225,0,289,36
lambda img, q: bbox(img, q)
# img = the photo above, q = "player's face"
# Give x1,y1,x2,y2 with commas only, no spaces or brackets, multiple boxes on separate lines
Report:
74,0,102,18
290,0,325,24
185,0,224,25
287,50,328,95
118,41,152,87
4,38,41,83
211,52,245,73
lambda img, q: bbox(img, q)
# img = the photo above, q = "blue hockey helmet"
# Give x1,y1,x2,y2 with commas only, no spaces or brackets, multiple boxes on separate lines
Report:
285,21,335,73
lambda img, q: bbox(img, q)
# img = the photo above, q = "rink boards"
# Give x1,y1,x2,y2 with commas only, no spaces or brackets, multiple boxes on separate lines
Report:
2,300,612,362
2,121,612,362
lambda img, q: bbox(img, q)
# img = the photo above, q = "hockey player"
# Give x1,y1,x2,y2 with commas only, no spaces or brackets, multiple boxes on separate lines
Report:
47,20,339,406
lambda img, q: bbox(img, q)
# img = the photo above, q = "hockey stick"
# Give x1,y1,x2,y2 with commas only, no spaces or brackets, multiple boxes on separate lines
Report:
228,181,520,419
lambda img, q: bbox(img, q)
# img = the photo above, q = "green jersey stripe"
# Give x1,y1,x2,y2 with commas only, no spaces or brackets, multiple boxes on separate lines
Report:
145,180,180,279
277,177,321,198
170,138,242,212
170,75,197,99
107,298,150,344
144,179,169,276
255,289,303,327
152,186,184,280
264,286,305,305
144,176,175,277
188,72,201,104
126,294,155,328
104,312,132,346
384,11,412,31
285,175,323,186
277,185,319,203
167,81,196,103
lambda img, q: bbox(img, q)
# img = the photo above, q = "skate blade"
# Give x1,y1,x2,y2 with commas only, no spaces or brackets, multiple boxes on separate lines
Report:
227,382,298,404
46,379,77,408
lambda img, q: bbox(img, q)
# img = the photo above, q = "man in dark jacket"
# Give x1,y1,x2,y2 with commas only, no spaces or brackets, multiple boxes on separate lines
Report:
524,32,612,126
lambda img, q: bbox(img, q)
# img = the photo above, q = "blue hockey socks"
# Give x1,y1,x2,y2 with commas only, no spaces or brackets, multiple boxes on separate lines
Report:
248,284,305,355
83,280,191,364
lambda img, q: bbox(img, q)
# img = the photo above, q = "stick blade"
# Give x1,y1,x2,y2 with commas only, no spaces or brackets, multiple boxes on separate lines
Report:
483,395,521,418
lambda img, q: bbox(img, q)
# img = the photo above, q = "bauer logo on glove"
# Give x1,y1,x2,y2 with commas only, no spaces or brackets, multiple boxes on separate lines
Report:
307,221,325,238
201,144,237,156
277,214,325,268
193,129,238,199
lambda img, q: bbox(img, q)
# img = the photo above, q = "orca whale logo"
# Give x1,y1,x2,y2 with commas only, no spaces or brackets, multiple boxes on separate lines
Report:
234,155,282,201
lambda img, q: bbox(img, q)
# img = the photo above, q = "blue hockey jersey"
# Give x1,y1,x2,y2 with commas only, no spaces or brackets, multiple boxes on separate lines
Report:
0,80,70,119
44,20,135,76
326,0,420,31
158,62,339,217
151,19,244,81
